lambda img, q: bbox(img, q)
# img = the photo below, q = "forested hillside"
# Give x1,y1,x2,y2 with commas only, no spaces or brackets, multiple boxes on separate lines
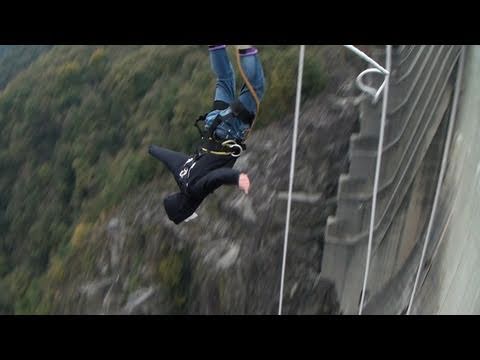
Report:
0,45,328,313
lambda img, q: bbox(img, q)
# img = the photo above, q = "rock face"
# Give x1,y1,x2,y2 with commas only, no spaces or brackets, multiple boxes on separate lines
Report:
64,46,366,314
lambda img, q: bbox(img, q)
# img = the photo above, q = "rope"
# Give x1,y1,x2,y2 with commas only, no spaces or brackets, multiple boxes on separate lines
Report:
358,45,391,315
406,46,465,315
234,47,261,140
278,45,305,316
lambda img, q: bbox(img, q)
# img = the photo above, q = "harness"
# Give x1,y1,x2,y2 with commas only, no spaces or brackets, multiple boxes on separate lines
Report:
194,100,254,158
177,156,199,193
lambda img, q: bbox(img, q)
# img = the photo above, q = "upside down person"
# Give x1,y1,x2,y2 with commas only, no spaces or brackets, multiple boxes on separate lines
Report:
148,45,265,224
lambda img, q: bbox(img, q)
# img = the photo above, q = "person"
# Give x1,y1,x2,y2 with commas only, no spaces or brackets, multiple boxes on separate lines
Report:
148,45,265,225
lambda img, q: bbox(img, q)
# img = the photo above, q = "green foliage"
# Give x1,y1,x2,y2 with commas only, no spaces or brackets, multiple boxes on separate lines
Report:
0,45,329,313
0,45,53,90
0,254,8,277
156,249,191,311
157,253,183,289
0,279,14,314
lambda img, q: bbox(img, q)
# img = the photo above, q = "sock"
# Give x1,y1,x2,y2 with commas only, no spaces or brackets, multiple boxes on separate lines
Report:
238,47,258,56
208,45,226,51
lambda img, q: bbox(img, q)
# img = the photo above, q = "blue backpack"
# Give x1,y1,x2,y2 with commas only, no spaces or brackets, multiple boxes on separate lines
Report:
202,101,254,144
204,109,247,142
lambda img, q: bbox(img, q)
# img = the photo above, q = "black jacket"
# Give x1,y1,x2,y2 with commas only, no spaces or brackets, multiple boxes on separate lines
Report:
184,153,240,199
149,145,241,224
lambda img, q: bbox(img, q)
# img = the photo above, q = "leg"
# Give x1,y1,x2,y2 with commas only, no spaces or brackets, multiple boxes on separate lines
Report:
148,145,190,176
209,45,236,106
237,47,266,116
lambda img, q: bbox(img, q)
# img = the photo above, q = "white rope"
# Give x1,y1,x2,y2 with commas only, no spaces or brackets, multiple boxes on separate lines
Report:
406,46,466,315
278,45,305,316
358,45,392,315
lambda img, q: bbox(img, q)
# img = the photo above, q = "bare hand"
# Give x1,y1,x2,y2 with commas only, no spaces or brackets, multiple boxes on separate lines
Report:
238,173,250,194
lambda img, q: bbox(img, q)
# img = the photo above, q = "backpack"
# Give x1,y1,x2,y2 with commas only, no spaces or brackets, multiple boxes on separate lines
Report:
201,100,254,144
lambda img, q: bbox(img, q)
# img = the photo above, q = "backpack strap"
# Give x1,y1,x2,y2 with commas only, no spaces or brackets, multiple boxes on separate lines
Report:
194,114,208,137
230,100,255,126
213,100,229,111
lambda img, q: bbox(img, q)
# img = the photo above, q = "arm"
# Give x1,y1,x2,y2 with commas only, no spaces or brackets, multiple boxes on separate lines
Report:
190,168,249,199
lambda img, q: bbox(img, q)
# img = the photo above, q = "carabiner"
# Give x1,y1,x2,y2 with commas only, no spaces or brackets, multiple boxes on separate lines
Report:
222,140,243,158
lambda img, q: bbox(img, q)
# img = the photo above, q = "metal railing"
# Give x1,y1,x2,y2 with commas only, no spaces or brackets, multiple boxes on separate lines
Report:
343,45,389,104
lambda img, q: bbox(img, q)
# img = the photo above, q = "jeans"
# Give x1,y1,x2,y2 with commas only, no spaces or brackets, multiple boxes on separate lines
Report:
209,46,265,115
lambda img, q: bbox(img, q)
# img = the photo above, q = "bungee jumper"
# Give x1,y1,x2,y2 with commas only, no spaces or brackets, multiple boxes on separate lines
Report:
148,45,265,224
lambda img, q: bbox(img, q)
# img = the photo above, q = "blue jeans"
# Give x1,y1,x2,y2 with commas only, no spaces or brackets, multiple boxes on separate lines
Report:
209,47,265,115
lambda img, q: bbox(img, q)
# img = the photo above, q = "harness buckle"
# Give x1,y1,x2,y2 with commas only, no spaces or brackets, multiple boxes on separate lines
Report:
222,140,243,158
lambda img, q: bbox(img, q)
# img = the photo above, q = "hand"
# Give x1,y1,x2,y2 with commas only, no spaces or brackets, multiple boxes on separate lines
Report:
238,173,250,194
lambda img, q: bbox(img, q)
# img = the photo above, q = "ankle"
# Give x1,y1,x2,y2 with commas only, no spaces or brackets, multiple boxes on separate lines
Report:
238,47,258,57
208,45,226,51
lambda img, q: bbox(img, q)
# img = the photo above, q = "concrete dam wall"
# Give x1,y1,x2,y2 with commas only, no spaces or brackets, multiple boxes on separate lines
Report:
320,45,479,314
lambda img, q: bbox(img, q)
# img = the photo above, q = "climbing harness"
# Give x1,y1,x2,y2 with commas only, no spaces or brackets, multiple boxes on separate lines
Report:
195,105,248,157
177,157,198,193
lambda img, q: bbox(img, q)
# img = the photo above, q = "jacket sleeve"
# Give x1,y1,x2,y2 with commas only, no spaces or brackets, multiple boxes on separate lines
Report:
190,167,240,199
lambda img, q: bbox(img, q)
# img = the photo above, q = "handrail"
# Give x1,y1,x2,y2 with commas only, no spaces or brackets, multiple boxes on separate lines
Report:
343,45,389,104
356,68,387,102
343,45,389,75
